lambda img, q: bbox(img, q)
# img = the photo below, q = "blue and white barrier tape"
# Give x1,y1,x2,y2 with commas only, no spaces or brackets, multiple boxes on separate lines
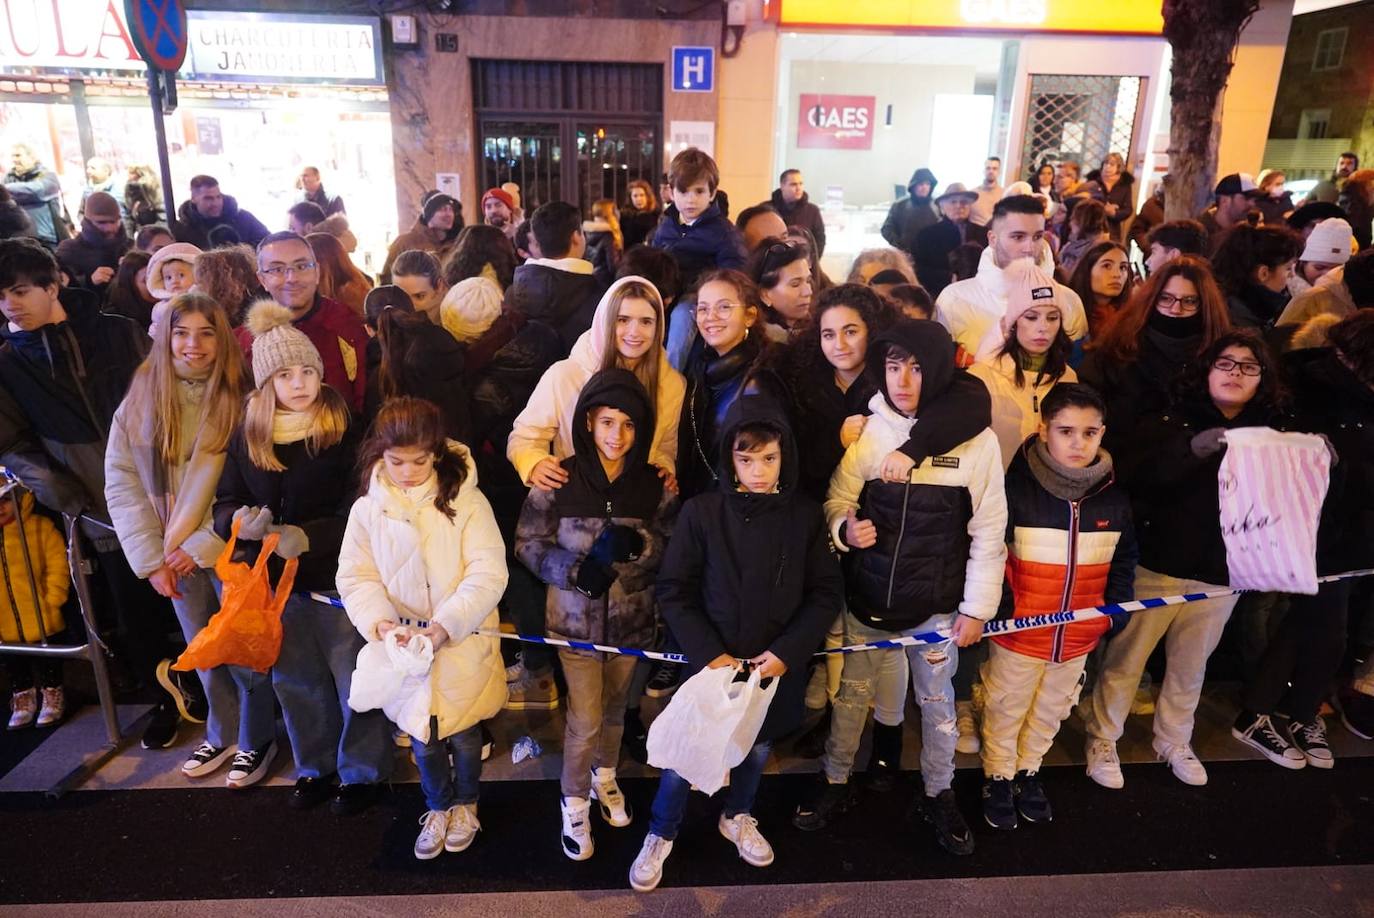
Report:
308,567,1374,664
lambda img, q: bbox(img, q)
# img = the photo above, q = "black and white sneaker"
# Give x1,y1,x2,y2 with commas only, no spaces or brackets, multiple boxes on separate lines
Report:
924,788,975,856
155,659,206,725
226,741,277,788
1287,717,1334,769
1231,713,1306,769
1013,770,1052,823
792,774,855,831
560,795,595,861
140,698,180,750
181,742,234,778
644,662,681,699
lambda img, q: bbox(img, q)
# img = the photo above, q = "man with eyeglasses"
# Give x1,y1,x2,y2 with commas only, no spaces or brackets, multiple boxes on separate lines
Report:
241,232,368,412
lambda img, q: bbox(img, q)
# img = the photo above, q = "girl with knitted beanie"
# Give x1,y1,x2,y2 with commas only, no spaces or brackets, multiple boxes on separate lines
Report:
104,293,273,784
213,301,393,813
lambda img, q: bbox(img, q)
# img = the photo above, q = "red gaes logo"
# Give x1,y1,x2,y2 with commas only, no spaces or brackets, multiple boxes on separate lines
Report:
798,94,876,150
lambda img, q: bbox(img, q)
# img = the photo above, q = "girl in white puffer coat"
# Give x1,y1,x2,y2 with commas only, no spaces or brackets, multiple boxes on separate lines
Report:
337,396,509,861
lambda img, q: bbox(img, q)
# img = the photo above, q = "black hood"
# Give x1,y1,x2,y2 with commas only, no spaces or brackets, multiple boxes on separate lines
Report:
868,319,956,416
908,168,938,196
556,367,662,519
716,390,799,497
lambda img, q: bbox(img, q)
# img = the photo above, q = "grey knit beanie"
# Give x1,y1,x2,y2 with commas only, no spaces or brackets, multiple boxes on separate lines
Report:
244,299,324,388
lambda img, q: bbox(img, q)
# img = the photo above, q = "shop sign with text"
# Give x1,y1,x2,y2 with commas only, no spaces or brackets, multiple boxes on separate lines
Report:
798,94,875,150
184,12,383,84
0,0,145,71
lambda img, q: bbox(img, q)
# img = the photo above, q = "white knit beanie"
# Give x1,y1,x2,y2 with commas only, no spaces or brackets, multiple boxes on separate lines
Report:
440,276,503,343
1301,218,1353,266
245,299,324,388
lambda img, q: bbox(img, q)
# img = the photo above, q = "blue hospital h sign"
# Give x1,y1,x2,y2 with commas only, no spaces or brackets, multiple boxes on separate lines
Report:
672,46,714,93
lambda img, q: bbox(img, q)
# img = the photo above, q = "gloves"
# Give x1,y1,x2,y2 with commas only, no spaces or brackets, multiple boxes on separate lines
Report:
574,558,617,598
232,506,273,541
268,524,310,560
1189,427,1226,459
588,524,644,565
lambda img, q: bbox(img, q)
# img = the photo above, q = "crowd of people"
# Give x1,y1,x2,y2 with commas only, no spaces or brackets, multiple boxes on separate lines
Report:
1,138,1373,891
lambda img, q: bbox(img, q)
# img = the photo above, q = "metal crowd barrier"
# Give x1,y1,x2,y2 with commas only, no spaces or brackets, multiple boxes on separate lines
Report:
0,472,140,797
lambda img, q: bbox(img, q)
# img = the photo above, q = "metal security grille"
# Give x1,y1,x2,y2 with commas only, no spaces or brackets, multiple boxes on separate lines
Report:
474,60,663,212
1019,75,1144,171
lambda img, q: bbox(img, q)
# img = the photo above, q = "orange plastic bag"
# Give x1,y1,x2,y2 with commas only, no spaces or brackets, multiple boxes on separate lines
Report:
173,519,298,675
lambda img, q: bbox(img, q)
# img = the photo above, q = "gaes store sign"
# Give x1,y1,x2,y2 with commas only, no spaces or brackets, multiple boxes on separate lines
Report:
797,94,875,151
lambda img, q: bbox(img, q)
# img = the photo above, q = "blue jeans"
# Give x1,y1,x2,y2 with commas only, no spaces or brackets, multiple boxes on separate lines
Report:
272,595,392,784
412,720,484,811
823,610,959,795
176,569,275,750
648,740,772,840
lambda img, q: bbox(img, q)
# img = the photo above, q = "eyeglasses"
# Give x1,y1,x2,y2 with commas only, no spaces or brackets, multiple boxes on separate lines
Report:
693,301,741,320
1212,357,1263,377
1156,292,1200,314
261,261,317,279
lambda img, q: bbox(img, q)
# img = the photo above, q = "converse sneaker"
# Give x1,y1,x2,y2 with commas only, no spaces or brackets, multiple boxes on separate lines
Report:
718,812,774,867
505,657,525,683
7,688,36,730
1287,717,1334,769
35,686,64,727
414,809,449,860
1013,770,1052,823
1336,687,1374,741
924,788,975,856
590,767,632,827
644,661,680,699
182,741,235,778
226,741,277,788
982,776,1017,830
503,669,559,711
1153,740,1208,786
444,803,480,852
955,700,981,755
1231,713,1306,769
629,833,674,892
1085,737,1125,789
560,795,595,861
792,774,855,831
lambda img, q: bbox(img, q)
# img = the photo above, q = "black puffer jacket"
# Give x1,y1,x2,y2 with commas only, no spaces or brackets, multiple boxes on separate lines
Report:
55,220,131,290
619,206,660,250
1286,347,1374,572
656,393,843,742
212,423,359,592
0,287,147,549
174,195,269,250
504,261,605,357
770,189,827,256
1118,395,1292,585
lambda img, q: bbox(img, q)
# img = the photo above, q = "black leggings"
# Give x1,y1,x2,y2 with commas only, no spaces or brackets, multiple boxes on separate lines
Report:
1243,578,1351,723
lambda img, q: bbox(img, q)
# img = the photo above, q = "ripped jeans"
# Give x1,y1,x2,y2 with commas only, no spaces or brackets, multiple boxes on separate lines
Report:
822,610,959,795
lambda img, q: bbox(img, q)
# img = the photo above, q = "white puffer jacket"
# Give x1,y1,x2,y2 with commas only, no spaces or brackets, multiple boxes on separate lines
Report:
969,354,1078,470
506,275,685,485
936,247,1088,356
337,442,509,741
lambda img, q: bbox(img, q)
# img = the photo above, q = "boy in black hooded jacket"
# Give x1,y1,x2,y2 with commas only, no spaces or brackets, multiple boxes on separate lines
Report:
628,393,843,893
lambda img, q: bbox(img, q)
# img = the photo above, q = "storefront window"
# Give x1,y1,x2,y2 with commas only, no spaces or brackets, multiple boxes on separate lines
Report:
776,32,1016,276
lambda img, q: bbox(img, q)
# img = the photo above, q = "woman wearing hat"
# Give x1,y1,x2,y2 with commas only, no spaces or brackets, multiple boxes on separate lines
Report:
913,182,986,298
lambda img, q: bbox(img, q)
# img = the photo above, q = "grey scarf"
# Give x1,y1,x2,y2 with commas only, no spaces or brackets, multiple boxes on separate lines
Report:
1027,438,1113,501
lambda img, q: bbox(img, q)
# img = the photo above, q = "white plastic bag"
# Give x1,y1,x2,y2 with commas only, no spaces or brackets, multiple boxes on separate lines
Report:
349,629,435,742
1218,427,1330,595
646,666,778,795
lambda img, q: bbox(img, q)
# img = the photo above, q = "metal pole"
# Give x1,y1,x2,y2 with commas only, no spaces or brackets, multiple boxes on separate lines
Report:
147,69,179,238
64,516,119,747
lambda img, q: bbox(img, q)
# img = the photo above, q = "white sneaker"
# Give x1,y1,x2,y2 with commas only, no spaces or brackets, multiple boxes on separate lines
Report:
560,795,595,861
36,686,64,727
8,688,36,730
1153,740,1208,786
955,700,981,755
718,812,774,867
182,741,235,778
590,767,633,827
415,809,449,860
1085,738,1125,789
445,803,480,852
629,832,674,892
